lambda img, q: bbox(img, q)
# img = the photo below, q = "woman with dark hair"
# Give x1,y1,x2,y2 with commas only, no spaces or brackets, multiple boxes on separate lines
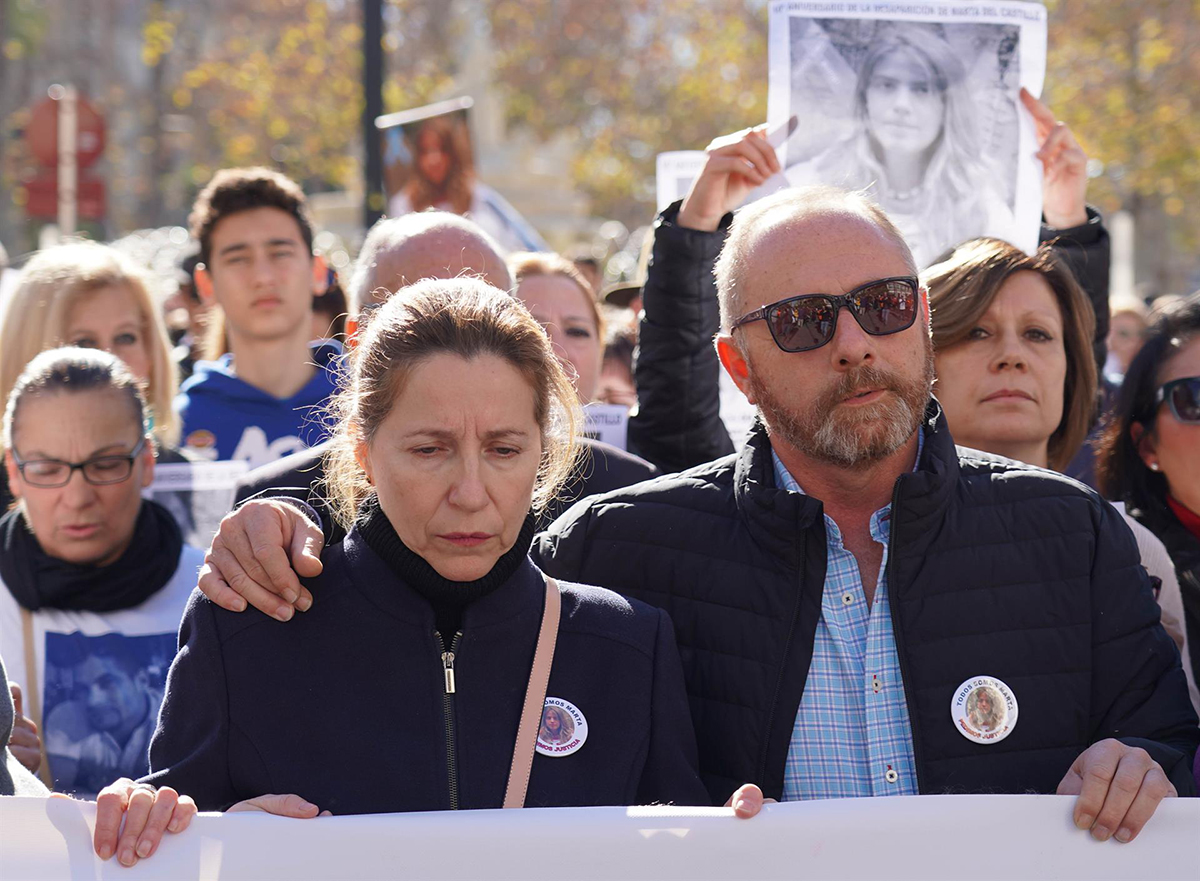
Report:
1096,293,1200,708
925,241,1195,712
91,278,711,869
925,237,1097,473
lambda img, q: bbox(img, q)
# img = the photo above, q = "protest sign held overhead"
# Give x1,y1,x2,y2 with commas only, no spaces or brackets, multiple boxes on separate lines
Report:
767,0,1047,267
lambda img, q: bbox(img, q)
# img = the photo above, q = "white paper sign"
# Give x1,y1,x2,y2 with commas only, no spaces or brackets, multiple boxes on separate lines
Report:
2,794,1196,881
142,461,248,548
584,402,631,451
719,370,758,450
767,0,1047,268
655,151,710,211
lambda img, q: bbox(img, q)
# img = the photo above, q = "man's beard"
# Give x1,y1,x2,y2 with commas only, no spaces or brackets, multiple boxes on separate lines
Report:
747,342,935,469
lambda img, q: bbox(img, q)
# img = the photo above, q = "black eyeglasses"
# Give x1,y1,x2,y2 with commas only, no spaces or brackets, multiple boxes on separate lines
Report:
1155,376,1200,424
11,437,147,488
731,276,920,353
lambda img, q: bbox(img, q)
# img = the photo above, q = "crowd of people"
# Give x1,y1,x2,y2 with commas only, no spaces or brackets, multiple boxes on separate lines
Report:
0,70,1197,873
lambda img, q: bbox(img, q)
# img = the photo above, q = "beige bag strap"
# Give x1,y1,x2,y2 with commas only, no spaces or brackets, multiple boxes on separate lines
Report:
20,607,54,789
503,577,561,809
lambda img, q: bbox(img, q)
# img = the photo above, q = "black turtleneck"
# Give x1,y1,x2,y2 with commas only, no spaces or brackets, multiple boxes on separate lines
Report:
357,498,537,648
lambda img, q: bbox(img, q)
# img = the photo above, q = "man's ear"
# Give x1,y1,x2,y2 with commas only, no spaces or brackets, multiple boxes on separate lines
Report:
195,264,215,304
1130,422,1159,471
716,334,757,404
919,284,932,330
4,450,22,501
312,254,329,295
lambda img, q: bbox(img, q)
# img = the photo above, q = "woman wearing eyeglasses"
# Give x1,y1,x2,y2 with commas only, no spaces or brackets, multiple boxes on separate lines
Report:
1097,293,1200,710
0,348,203,797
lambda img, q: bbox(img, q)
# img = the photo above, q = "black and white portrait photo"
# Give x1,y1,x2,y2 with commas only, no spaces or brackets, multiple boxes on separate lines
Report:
768,1,1047,268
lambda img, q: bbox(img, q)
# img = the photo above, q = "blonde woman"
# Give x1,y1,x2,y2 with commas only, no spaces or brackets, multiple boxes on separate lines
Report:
0,242,180,462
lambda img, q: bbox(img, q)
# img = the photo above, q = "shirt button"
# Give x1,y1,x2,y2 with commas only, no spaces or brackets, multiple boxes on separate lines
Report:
871,675,883,693
841,592,854,606
885,769,899,784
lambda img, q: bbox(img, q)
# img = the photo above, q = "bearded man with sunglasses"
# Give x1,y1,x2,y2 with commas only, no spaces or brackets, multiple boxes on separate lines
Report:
191,137,1197,842
531,141,1198,835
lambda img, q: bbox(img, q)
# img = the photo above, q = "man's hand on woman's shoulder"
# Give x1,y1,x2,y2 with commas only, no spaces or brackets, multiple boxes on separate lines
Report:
198,500,325,620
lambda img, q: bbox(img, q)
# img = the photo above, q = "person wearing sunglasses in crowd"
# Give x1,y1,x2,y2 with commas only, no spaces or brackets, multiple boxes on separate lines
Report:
0,348,204,797
179,173,1195,843
630,95,1112,476
1097,293,1200,727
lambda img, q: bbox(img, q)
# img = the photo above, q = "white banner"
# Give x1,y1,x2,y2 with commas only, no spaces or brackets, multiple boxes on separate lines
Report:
2,794,1196,881
142,461,248,549
767,0,1047,268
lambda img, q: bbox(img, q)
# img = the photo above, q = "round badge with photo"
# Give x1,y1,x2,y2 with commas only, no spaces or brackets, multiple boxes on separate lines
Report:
950,675,1018,745
535,697,588,757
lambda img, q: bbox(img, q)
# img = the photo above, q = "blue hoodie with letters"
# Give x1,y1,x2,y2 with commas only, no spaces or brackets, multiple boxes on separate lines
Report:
175,342,341,468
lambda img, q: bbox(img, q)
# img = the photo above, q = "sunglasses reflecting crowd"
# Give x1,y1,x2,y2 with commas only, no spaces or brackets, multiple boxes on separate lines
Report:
0,85,1198,873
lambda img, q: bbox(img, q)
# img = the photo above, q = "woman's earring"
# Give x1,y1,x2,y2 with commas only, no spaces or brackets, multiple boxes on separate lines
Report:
1149,462,1161,472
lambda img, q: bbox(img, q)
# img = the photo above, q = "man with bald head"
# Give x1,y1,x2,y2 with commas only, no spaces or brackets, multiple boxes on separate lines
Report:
198,143,1195,833
345,211,512,313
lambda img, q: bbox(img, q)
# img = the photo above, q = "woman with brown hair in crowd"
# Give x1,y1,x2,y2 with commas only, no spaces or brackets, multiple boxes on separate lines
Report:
89,278,710,868
925,239,1196,713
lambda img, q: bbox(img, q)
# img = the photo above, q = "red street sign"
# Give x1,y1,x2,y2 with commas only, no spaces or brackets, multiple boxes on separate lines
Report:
23,175,106,219
25,95,106,169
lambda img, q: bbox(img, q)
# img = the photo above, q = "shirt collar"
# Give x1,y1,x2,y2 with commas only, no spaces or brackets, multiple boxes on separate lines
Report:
771,427,925,498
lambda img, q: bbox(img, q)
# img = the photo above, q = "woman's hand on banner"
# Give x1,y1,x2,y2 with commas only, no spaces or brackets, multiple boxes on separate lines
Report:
228,793,333,817
678,125,781,232
1021,88,1089,230
92,779,197,868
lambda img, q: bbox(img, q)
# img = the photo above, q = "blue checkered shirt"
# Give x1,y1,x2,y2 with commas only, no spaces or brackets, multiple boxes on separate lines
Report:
774,434,921,800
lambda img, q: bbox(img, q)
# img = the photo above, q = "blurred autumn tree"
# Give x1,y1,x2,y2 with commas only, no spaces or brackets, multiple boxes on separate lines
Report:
156,0,458,196
2,0,1198,292
489,0,769,224
1043,0,1200,292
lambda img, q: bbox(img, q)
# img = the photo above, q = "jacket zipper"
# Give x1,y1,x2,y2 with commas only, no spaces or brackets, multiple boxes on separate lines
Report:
886,476,926,793
438,630,463,810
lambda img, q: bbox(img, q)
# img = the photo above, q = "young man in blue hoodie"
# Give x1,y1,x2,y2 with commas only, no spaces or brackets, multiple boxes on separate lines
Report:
176,167,340,467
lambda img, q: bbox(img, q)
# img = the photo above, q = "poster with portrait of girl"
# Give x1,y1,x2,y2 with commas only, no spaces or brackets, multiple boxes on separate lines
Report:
376,97,548,254
767,1,1047,269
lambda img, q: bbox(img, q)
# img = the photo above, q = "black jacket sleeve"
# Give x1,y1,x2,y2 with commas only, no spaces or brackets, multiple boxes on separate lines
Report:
1088,501,1200,795
627,201,735,474
636,608,709,806
141,590,243,810
1040,206,1110,375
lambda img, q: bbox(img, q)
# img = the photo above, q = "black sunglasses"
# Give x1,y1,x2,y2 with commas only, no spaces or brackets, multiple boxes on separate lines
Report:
730,276,920,353
1155,376,1200,423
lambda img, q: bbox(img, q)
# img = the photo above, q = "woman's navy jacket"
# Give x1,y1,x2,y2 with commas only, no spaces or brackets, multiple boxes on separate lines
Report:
143,534,707,813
